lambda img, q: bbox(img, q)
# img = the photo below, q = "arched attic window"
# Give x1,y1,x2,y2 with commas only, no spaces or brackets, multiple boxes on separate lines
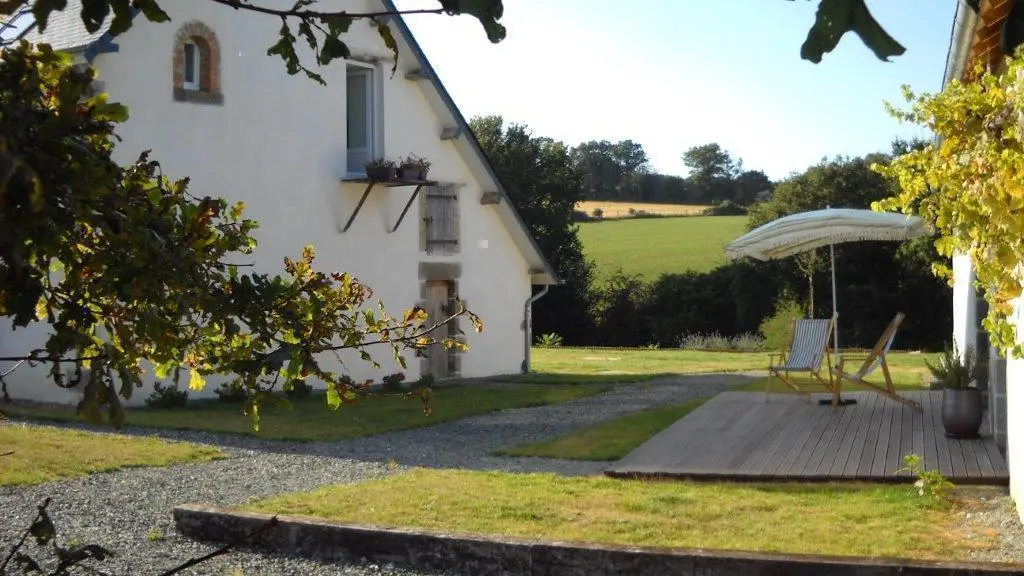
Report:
172,21,223,105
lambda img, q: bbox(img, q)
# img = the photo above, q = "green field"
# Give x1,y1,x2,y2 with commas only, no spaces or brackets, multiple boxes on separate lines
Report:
578,216,748,282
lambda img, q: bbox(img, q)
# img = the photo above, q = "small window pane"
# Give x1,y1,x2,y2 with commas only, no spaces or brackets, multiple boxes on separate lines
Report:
184,43,196,84
347,72,368,149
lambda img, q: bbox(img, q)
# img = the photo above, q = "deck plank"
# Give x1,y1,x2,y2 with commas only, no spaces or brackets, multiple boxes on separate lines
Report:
870,396,896,476
885,400,906,476
768,397,832,478
930,392,955,477
819,397,860,478
604,391,1008,485
922,392,939,477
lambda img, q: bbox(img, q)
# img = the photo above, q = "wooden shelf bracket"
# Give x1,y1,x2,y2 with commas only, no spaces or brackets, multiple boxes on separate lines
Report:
340,178,435,233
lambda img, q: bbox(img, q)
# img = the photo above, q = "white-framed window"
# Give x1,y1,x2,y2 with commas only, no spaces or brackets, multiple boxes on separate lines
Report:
346,62,377,176
183,41,200,91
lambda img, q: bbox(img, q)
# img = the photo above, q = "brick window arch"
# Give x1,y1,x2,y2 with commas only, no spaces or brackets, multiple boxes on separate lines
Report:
171,20,223,105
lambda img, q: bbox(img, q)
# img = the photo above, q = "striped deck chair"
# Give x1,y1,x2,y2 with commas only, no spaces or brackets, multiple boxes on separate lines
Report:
766,317,834,402
834,312,922,411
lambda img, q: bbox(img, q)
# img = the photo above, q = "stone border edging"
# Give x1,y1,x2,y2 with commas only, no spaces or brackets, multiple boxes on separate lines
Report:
174,504,1022,576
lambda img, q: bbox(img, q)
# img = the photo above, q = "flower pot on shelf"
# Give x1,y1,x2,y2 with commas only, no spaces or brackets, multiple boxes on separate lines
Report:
397,155,431,182
400,167,425,181
941,387,984,438
365,166,396,182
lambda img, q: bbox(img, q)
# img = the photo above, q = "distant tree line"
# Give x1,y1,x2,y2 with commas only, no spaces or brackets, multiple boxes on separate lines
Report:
572,140,774,206
470,115,951,353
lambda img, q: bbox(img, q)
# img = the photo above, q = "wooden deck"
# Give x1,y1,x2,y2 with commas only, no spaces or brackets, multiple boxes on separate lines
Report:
605,391,1009,485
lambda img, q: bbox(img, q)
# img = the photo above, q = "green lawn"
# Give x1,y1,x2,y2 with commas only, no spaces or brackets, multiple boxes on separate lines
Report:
0,423,222,486
2,384,611,442
497,398,710,461
579,215,748,281
244,469,987,561
529,347,771,379
530,346,938,388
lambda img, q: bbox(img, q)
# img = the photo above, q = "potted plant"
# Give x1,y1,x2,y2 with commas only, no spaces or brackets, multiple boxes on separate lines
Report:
927,344,984,438
364,158,396,182
398,154,431,181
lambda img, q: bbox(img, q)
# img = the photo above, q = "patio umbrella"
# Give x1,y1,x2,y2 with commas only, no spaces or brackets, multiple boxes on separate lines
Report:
725,208,929,397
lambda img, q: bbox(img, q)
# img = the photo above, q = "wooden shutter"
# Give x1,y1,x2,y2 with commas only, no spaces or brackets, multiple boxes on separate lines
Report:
423,184,460,255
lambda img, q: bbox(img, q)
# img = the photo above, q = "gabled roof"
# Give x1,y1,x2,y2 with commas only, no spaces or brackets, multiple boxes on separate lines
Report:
14,0,111,50
14,0,559,285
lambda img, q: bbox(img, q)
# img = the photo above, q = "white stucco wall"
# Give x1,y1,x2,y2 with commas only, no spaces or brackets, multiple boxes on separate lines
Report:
0,0,533,405
952,253,975,358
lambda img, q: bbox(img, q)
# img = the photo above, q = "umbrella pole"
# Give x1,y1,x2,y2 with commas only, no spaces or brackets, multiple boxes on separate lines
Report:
831,242,839,359
822,242,856,406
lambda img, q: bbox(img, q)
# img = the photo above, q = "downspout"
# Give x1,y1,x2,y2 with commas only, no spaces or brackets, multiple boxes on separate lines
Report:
522,284,552,374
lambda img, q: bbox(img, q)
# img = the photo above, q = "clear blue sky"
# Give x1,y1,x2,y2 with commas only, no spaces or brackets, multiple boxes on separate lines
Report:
395,0,958,181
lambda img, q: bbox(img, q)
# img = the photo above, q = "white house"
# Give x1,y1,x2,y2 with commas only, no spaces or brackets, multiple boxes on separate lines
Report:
946,0,1023,519
0,0,558,405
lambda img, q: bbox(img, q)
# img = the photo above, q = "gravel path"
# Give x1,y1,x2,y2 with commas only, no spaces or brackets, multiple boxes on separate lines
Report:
1,374,741,576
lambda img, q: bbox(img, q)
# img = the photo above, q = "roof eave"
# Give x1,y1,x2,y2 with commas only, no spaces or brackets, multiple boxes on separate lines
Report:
380,0,560,286
945,0,980,86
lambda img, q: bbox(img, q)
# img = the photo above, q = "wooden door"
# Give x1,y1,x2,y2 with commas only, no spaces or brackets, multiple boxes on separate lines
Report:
425,281,450,379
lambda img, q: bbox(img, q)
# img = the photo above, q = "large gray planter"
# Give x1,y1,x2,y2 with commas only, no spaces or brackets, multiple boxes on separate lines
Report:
941,388,984,439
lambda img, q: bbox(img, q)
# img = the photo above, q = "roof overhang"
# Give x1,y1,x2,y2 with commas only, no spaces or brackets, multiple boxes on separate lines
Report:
947,0,1013,84
380,0,559,286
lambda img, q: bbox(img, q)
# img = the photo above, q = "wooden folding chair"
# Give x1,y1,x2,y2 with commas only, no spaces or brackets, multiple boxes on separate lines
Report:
767,317,835,402
834,312,922,411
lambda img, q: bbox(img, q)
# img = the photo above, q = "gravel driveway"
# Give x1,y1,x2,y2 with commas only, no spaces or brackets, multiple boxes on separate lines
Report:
1,375,741,576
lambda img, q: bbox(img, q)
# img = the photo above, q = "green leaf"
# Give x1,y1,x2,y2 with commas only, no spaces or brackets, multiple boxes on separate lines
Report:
319,34,350,66
134,0,169,23
326,385,341,410
79,0,111,34
91,100,129,123
375,21,399,76
438,0,506,43
800,0,904,64
188,369,205,391
32,0,68,32
107,0,133,35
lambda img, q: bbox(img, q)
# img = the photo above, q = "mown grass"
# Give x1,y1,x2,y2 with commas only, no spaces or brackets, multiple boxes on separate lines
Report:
738,351,938,394
529,347,771,378
531,347,938,389
244,469,989,560
497,398,710,461
0,423,222,486
579,215,748,281
1,384,611,442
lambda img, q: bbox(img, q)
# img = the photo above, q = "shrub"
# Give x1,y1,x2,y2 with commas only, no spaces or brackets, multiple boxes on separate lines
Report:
677,332,765,351
382,372,406,393
591,207,604,219
702,200,748,216
571,210,592,222
535,332,563,347
416,373,436,389
732,332,767,352
285,379,313,399
925,343,980,390
145,381,188,410
628,207,637,216
214,382,247,403
759,299,806,351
